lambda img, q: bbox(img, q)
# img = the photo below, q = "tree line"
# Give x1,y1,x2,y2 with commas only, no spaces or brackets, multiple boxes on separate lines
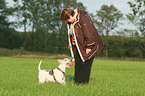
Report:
0,0,144,58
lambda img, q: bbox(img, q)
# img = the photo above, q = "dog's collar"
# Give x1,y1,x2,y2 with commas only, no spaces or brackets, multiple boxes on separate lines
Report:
52,70,57,81
57,68,65,75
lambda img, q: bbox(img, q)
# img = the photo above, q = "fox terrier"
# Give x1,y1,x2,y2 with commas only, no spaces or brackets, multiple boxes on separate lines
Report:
38,58,73,84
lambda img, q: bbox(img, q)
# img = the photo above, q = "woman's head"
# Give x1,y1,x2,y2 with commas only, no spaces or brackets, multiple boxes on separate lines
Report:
60,8,75,22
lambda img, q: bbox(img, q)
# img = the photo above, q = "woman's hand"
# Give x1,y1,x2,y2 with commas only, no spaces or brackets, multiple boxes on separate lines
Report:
86,48,91,54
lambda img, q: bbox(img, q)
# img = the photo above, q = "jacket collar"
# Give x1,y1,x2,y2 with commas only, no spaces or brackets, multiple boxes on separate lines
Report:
74,9,79,21
74,9,80,23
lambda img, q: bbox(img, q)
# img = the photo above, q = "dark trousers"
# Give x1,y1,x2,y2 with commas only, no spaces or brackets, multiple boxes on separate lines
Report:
74,47,94,85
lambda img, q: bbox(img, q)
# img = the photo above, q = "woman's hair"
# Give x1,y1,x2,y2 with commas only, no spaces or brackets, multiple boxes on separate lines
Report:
60,8,74,21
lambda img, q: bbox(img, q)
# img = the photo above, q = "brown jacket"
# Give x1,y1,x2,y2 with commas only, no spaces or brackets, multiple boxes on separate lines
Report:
68,9,104,62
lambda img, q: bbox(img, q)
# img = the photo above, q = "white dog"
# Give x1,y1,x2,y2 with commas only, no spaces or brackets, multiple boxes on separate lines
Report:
38,58,73,84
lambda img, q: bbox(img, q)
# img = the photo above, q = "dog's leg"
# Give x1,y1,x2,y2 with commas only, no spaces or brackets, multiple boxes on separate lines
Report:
38,73,46,84
59,79,66,85
39,78,45,84
61,81,66,85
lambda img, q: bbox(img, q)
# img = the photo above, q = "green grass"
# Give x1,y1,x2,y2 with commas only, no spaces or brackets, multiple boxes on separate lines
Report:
0,57,145,96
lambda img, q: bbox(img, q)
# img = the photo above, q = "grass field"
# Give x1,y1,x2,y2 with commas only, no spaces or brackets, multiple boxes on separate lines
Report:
0,57,145,96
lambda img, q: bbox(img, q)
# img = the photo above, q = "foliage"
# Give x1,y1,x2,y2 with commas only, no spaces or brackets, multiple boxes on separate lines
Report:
0,0,11,29
93,5,123,57
101,36,145,58
22,33,145,58
10,0,86,54
0,32,145,58
1,0,144,58
12,0,86,39
94,4,123,36
0,0,21,49
0,57,145,96
0,29,23,49
126,0,145,37
23,28,69,54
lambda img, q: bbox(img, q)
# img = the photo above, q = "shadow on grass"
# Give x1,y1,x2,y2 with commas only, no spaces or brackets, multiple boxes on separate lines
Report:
65,75,95,82
66,75,74,82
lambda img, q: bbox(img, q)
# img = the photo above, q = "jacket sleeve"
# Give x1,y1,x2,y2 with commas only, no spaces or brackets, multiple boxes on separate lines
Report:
80,13,96,49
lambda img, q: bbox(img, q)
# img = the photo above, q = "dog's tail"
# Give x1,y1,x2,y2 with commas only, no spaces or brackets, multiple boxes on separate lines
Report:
38,60,42,71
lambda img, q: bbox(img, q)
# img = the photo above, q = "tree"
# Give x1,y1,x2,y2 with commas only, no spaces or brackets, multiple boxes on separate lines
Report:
0,0,11,29
13,0,86,54
126,0,145,54
126,0,145,37
13,0,86,33
94,4,123,57
0,0,22,49
94,4,123,36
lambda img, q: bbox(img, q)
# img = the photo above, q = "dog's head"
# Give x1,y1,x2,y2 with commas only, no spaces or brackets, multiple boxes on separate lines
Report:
57,58,73,67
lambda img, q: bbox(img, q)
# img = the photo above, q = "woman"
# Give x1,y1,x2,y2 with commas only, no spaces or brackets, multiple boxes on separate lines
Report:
60,8,104,85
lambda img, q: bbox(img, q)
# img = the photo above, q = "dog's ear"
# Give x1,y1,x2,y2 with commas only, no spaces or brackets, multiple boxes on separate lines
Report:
57,59,63,63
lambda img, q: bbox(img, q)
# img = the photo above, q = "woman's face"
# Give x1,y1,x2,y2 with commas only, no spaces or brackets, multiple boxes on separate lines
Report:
66,15,75,23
